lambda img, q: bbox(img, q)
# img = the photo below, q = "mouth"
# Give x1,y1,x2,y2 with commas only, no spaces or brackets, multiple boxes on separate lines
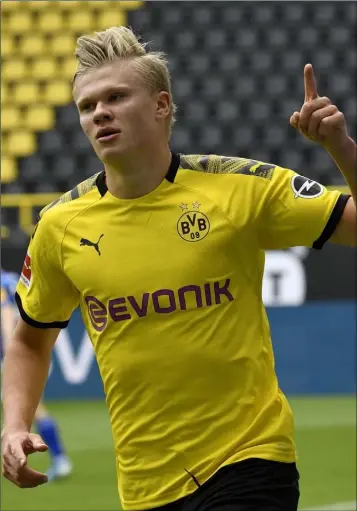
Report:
96,129,121,142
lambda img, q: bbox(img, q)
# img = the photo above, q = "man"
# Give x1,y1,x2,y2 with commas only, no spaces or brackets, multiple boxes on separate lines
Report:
1,269,73,482
2,26,356,511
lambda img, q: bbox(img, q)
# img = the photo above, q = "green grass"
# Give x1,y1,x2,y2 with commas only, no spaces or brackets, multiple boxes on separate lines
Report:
1,397,355,510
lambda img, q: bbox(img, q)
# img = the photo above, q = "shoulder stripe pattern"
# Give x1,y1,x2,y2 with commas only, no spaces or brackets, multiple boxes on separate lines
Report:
179,154,275,180
39,172,102,219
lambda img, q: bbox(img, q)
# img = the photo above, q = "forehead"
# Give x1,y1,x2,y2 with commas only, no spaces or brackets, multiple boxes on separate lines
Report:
73,60,144,103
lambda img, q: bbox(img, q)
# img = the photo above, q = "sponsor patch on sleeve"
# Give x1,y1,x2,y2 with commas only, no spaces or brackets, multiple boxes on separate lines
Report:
291,175,324,199
20,252,32,288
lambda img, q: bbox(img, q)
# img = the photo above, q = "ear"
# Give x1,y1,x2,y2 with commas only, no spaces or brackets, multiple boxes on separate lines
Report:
156,91,171,121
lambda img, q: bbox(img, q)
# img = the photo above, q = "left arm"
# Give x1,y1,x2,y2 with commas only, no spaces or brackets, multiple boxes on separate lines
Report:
290,64,356,247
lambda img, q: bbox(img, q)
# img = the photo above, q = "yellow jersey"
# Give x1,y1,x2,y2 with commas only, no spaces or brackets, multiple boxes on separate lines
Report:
16,153,348,510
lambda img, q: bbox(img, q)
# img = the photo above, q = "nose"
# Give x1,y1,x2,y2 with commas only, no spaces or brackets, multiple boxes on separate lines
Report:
93,102,113,124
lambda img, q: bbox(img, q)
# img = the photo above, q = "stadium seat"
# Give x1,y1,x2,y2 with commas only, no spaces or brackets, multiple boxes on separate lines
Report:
2,106,22,131
67,11,94,33
37,10,64,33
56,104,79,130
18,34,46,57
49,34,76,57
38,130,66,156
2,59,28,82
43,81,72,105
6,11,32,33
2,156,18,184
97,9,126,29
1,85,10,106
2,35,15,57
7,131,36,157
1,0,21,10
25,105,55,132
13,82,42,105
60,57,78,80
28,1,52,10
30,58,58,81
18,155,46,185
56,1,82,10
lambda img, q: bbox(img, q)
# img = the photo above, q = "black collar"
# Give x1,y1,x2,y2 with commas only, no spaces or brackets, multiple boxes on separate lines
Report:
96,152,180,198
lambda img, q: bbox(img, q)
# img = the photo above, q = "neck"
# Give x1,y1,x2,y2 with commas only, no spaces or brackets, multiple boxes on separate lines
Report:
104,144,172,199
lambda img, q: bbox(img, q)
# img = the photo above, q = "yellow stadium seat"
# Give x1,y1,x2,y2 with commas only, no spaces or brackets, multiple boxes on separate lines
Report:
19,34,46,57
6,11,32,33
2,59,28,82
44,80,71,105
60,57,78,79
30,58,58,80
2,106,22,131
1,156,18,184
57,1,82,10
118,1,143,9
67,11,94,33
28,1,53,10
1,0,22,11
87,1,112,10
2,35,15,57
25,105,54,131
49,34,76,56
13,82,42,105
97,9,126,29
7,131,36,157
1,85,11,106
37,10,64,33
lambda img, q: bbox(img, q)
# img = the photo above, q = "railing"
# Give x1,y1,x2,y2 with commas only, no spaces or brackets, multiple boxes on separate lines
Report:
1,185,350,239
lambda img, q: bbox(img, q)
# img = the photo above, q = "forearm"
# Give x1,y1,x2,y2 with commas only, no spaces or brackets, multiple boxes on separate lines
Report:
328,136,357,204
2,336,51,433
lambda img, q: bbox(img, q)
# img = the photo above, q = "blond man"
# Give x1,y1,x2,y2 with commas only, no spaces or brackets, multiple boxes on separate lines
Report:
2,27,356,511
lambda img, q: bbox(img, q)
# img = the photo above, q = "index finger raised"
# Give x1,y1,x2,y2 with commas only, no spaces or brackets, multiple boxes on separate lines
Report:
304,63,319,102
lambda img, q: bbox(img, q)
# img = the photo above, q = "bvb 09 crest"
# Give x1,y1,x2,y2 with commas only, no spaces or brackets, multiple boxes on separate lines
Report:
177,202,210,242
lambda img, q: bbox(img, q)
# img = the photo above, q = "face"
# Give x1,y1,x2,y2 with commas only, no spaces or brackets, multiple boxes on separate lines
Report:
73,60,170,164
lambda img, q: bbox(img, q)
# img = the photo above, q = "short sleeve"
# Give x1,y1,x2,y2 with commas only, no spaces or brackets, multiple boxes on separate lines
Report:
16,216,80,328
255,166,349,250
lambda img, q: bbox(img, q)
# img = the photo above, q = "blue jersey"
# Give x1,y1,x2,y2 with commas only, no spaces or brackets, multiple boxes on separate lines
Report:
1,270,19,307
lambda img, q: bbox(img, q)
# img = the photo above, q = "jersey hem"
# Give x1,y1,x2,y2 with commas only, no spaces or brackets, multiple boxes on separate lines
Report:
15,293,70,329
312,193,350,249
119,447,296,510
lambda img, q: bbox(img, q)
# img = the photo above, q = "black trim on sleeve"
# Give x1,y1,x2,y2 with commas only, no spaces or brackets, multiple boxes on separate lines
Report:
312,194,351,250
15,292,70,329
165,152,180,183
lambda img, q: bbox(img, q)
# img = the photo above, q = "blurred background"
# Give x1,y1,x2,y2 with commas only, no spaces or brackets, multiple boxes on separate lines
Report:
1,1,356,510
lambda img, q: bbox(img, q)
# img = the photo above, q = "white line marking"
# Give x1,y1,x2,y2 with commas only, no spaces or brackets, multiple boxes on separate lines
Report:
302,501,357,510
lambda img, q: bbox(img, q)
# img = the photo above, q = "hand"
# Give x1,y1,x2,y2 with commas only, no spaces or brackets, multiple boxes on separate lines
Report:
2,430,48,488
290,64,349,153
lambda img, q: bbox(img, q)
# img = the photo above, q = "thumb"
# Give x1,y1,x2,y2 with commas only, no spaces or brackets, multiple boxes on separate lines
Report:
290,111,300,127
29,434,48,452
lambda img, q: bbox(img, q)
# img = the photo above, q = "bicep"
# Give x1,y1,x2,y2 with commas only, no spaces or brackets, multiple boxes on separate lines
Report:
329,197,357,247
13,317,60,354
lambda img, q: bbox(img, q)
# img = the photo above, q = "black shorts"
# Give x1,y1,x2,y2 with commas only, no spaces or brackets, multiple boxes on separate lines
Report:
153,458,300,511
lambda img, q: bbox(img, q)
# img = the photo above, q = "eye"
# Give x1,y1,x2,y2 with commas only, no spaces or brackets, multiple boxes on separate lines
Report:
109,92,124,102
80,103,94,113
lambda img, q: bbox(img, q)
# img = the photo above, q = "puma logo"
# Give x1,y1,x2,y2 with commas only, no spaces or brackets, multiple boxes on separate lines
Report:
80,234,104,256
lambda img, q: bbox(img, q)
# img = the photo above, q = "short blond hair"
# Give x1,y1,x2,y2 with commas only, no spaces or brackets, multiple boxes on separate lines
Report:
73,26,177,133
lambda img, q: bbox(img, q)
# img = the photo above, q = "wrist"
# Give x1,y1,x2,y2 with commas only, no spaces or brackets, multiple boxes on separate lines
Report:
327,135,356,160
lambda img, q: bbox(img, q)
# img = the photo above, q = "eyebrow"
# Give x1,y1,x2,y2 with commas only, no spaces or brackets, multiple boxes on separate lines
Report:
76,85,131,108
